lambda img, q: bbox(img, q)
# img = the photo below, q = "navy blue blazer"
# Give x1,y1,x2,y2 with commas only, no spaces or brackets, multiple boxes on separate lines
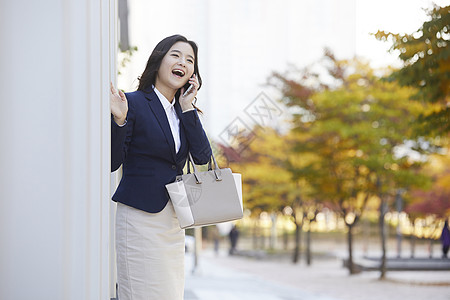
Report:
111,88,212,213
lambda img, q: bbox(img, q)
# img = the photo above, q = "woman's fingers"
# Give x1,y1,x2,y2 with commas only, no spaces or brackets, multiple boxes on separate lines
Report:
189,74,199,89
110,82,128,117
118,89,126,101
110,82,126,102
110,82,117,95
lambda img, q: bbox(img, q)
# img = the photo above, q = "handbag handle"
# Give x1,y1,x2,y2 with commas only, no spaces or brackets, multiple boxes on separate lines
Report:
187,152,222,184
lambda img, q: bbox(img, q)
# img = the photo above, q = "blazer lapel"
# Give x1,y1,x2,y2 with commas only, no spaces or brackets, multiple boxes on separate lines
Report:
144,90,177,162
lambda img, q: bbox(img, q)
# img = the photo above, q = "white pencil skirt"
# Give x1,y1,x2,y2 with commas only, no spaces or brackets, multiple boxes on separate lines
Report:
115,201,185,300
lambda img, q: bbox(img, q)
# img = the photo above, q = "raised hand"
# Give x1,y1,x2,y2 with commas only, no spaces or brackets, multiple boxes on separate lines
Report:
110,82,128,125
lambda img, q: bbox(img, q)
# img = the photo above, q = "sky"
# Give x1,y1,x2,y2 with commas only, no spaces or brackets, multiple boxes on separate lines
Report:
119,0,449,140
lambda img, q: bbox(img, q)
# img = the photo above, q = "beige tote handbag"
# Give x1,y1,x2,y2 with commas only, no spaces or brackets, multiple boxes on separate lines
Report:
166,153,243,229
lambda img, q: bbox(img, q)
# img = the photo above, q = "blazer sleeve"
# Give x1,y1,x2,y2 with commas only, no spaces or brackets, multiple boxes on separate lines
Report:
111,96,134,172
179,109,212,165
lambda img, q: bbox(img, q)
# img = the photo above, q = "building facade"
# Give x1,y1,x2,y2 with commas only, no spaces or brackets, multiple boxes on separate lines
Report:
0,0,119,299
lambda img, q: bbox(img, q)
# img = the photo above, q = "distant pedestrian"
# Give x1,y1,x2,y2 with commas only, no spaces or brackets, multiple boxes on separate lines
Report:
229,225,239,255
440,220,450,258
210,225,220,256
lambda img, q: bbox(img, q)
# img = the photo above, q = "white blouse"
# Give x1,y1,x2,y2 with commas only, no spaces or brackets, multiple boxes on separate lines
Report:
154,87,181,154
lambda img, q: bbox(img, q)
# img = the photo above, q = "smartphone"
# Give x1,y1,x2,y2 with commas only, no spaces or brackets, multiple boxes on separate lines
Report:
182,84,193,97
182,75,195,97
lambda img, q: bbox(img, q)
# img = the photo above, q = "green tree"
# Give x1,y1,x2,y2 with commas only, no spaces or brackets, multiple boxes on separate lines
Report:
270,52,430,275
375,4,450,135
219,127,317,263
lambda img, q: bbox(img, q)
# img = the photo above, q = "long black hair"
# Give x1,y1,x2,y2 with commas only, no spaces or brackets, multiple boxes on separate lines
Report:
137,35,202,101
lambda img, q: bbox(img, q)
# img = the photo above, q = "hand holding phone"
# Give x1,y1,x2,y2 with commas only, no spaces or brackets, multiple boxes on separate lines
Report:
180,74,199,112
182,84,194,97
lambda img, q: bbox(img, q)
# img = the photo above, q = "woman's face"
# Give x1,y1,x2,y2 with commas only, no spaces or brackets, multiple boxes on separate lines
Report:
156,41,195,92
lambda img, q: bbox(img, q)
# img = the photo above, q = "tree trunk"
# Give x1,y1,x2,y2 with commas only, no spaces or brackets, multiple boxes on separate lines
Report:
283,230,288,250
253,219,259,250
270,213,277,250
347,224,355,274
293,221,302,264
429,239,433,258
410,233,416,258
379,200,388,279
306,224,312,265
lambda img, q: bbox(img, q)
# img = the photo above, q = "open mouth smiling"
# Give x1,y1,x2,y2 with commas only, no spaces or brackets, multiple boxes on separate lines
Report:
172,69,185,78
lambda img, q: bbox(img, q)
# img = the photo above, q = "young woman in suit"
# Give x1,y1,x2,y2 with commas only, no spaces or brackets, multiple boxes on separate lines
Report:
110,34,212,300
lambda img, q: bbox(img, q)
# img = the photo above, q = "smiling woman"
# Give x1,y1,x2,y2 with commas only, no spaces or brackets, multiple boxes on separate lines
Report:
110,34,212,300
154,41,198,109
138,36,202,97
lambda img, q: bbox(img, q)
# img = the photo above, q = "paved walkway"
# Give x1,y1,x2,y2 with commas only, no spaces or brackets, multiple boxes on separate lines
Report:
184,251,338,300
184,249,450,300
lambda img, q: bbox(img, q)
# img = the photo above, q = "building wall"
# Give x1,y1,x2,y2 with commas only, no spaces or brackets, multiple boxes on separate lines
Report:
0,0,117,299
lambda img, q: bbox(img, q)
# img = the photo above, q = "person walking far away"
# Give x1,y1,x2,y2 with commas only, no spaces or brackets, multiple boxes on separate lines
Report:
441,220,450,258
110,34,212,300
210,225,220,256
229,225,239,255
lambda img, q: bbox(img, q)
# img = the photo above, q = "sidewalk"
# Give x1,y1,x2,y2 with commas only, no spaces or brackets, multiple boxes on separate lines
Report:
184,249,450,300
184,251,338,300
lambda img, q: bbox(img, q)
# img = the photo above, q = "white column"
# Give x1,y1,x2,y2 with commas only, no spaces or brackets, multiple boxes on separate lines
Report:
0,0,116,299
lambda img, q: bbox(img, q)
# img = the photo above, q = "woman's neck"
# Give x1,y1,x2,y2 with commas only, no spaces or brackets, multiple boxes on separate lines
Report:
154,82,176,103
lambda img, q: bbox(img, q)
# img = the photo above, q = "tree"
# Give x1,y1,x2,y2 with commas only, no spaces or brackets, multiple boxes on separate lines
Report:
217,128,291,250
405,152,450,257
218,127,317,263
375,4,450,135
270,51,430,275
220,127,294,215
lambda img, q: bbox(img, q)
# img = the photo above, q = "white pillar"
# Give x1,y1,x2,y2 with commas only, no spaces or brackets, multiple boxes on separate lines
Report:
0,0,117,299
